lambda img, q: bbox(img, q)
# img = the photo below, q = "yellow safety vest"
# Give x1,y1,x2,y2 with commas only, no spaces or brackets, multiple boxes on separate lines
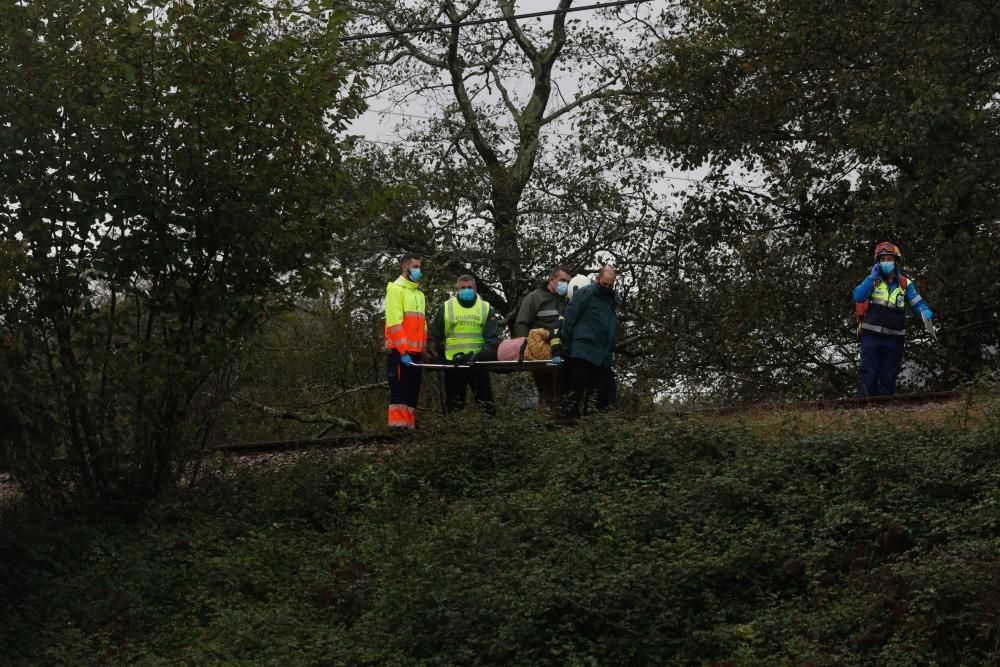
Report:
443,297,489,360
860,279,912,336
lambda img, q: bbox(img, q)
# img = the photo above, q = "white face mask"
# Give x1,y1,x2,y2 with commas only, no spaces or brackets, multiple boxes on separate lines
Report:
555,281,569,296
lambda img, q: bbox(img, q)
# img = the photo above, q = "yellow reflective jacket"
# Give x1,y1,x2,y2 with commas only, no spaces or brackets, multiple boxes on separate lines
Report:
384,276,426,354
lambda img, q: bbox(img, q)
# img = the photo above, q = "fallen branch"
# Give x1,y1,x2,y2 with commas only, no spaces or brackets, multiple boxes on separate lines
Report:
231,396,362,435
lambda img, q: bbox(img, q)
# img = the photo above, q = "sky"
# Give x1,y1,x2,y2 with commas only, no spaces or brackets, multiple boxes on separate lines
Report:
345,1,668,149
341,0,725,229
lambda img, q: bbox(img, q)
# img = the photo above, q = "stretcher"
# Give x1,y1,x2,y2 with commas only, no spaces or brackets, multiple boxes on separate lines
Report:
410,360,560,372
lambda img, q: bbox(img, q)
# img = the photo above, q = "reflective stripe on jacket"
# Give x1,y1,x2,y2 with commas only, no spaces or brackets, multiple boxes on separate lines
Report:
384,276,426,354
443,296,489,359
513,287,567,338
860,279,913,337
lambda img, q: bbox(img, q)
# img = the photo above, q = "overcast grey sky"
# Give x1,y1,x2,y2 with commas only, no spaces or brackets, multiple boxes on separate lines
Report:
343,0,716,205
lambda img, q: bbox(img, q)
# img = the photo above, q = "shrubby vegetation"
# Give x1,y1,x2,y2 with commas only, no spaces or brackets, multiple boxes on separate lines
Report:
2,403,998,664
4,0,999,512
611,0,1000,397
0,0,370,505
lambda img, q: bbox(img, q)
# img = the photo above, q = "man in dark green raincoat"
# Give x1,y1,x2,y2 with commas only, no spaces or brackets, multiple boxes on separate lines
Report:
559,266,618,419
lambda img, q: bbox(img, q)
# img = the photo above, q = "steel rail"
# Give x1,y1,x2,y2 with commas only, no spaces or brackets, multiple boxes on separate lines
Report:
206,391,967,455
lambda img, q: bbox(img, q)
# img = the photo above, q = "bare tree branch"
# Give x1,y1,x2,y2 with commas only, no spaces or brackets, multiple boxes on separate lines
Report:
231,396,362,433
444,1,501,168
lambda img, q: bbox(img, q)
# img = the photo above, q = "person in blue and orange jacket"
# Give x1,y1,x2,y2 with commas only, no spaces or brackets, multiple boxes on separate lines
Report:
852,241,933,397
384,252,427,429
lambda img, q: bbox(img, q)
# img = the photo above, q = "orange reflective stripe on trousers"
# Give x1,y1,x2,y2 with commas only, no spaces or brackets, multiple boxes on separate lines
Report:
387,404,412,428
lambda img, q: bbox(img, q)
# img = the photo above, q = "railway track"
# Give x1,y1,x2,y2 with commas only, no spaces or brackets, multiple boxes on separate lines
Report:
0,391,970,504
705,390,963,415
209,430,412,455
209,390,965,455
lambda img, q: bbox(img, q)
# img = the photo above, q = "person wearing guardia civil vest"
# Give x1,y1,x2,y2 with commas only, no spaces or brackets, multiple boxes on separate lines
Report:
852,241,933,397
427,274,500,415
384,252,427,430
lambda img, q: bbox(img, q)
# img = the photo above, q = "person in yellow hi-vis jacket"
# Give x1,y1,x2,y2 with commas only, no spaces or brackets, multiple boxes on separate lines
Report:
384,253,426,429
427,274,500,415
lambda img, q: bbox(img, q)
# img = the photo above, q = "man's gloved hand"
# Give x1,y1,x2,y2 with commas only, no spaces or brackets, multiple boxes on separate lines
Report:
400,353,413,366
451,352,469,364
550,355,563,365
923,308,933,320
870,264,881,280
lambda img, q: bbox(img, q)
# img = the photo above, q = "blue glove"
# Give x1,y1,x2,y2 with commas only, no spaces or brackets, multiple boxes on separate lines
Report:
551,355,563,365
869,264,880,280
923,308,933,320
400,353,413,366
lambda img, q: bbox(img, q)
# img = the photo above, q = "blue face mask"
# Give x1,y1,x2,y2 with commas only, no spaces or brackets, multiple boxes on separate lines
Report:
408,267,422,281
457,287,475,303
879,261,895,275
555,281,569,296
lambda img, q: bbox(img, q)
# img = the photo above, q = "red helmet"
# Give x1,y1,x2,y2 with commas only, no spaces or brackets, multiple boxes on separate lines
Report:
874,241,902,260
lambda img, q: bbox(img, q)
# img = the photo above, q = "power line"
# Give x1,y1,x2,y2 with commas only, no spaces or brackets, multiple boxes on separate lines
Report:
344,0,655,42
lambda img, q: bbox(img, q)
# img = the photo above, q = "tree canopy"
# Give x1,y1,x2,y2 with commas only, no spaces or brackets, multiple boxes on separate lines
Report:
346,0,668,312
607,0,1000,396
3,0,999,506
0,0,368,503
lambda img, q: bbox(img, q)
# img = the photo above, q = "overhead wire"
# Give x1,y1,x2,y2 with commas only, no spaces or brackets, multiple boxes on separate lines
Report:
345,3,664,158
343,0,656,42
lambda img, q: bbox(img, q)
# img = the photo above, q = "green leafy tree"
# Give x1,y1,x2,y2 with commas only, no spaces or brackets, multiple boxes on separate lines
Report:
0,0,367,504
347,0,667,314
612,0,1000,399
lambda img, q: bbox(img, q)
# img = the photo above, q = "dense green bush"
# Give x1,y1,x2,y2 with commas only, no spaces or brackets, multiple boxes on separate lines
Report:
1,405,998,664
0,0,368,505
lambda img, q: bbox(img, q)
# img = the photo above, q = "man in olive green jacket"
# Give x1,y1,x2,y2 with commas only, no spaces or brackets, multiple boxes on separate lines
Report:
513,266,571,411
560,266,618,418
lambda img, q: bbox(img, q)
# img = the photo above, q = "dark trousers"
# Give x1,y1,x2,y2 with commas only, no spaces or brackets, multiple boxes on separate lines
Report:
532,370,562,412
387,350,422,428
444,367,495,415
560,358,615,418
596,365,617,410
858,334,905,397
